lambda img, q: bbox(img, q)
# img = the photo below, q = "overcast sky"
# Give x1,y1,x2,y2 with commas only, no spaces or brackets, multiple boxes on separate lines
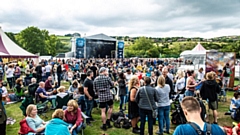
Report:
1,0,240,38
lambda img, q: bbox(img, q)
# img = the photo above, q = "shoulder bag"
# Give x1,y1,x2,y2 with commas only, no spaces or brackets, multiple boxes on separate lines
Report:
144,86,158,118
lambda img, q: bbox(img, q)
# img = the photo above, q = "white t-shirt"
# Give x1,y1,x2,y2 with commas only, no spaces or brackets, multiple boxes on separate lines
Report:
197,72,205,80
125,73,132,82
45,65,52,73
1,86,8,96
6,68,15,78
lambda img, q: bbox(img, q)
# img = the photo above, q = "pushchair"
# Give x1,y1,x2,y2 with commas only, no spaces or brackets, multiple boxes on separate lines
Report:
171,94,187,125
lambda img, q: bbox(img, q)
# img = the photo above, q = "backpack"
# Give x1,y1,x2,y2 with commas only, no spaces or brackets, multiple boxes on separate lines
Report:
122,119,131,129
188,122,212,135
18,118,35,135
113,116,131,129
197,98,207,121
111,111,125,122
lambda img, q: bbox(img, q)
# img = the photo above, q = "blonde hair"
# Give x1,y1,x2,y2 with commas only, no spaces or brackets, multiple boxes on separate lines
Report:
52,109,64,119
128,75,139,90
26,104,36,116
177,70,185,79
157,75,165,88
206,72,214,80
57,86,66,93
67,100,79,113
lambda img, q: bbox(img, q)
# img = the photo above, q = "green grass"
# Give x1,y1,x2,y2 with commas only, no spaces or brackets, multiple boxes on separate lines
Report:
5,82,237,135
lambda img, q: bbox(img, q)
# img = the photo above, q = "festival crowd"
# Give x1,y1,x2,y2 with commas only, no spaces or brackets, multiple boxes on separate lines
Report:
0,58,238,135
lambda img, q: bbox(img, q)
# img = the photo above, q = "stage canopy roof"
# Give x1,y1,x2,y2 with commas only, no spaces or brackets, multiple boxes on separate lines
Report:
85,33,117,41
180,42,207,56
0,27,38,58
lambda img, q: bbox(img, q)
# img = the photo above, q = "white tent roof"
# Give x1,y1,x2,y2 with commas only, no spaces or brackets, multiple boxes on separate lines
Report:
0,27,38,58
180,42,207,56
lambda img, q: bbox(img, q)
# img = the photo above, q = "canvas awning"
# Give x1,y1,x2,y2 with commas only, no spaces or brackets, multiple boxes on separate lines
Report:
0,27,38,58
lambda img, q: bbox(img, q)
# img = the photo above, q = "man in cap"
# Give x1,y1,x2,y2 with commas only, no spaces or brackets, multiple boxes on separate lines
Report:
93,67,115,130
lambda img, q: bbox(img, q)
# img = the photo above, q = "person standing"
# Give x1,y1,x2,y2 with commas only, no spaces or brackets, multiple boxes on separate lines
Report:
57,62,63,87
135,77,160,135
93,67,114,131
45,62,52,78
222,63,231,88
83,70,95,125
35,63,43,83
118,72,127,111
200,72,221,124
0,93,7,135
158,67,174,98
185,70,201,97
128,75,140,134
6,64,15,90
90,63,98,79
155,76,171,135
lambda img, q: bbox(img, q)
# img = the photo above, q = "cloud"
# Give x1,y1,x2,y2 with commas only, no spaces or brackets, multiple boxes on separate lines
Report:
0,0,240,38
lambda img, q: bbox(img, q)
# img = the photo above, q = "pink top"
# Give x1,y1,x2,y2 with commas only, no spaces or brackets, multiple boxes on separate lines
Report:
64,108,83,126
186,76,196,91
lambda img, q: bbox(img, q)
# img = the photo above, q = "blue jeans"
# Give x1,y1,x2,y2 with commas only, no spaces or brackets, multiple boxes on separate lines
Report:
46,72,51,78
185,90,194,96
157,106,170,134
68,123,83,135
119,95,125,110
85,98,94,123
139,108,153,135
125,87,129,103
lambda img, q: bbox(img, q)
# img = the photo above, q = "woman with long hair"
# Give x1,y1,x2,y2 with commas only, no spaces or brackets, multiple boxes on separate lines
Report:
156,76,171,135
128,75,140,134
174,70,185,94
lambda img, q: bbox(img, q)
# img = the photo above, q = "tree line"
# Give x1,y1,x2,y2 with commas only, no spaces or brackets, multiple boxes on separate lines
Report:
5,26,69,56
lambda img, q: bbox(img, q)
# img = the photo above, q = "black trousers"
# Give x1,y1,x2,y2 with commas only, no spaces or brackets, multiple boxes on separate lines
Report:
0,120,6,135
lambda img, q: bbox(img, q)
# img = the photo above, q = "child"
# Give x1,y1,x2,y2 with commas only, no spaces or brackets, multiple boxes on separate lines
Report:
77,86,85,112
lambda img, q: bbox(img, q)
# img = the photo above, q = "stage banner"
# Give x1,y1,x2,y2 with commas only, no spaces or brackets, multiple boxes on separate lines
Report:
206,52,236,88
76,38,85,58
117,41,124,58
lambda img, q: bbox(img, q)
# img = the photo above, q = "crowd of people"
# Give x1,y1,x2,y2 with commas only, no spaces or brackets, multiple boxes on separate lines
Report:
0,57,238,135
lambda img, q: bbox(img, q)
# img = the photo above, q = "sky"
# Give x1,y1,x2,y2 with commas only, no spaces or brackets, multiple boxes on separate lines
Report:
0,0,240,38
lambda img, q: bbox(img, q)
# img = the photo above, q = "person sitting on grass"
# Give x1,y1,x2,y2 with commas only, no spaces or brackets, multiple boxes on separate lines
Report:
26,104,47,134
68,80,79,93
64,99,83,135
56,86,68,99
45,109,70,135
14,78,25,98
173,96,225,135
230,92,240,112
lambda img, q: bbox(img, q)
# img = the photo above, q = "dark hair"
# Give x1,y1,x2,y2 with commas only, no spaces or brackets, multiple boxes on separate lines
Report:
126,69,131,72
86,70,93,76
144,77,151,85
234,92,239,99
187,70,194,76
118,72,125,80
78,86,84,94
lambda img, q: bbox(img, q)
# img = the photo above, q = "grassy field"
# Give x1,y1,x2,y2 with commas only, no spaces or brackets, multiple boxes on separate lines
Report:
5,81,238,135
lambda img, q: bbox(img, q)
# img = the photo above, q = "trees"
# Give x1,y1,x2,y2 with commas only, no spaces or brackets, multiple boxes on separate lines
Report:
124,37,159,58
16,26,64,56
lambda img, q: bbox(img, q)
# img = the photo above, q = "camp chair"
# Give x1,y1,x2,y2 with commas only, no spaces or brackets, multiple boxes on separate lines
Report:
37,100,49,118
13,87,25,100
55,94,70,109
80,112,89,135
19,95,34,116
28,83,39,97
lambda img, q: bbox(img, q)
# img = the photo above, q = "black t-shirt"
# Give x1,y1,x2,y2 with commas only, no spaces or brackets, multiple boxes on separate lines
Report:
83,78,95,99
223,66,231,77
